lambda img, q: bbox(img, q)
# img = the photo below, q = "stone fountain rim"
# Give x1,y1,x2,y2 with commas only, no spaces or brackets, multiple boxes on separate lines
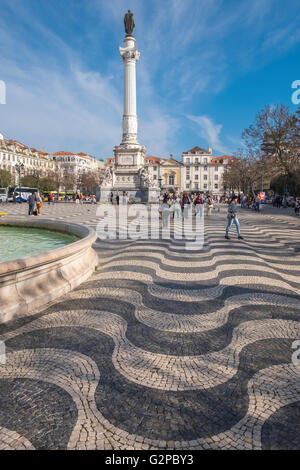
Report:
0,218,97,276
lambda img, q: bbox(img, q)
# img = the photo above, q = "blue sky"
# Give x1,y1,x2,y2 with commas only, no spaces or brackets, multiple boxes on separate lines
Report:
0,0,299,160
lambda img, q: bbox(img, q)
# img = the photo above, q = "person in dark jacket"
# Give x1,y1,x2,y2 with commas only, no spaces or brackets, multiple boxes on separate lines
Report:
225,196,244,240
27,192,35,216
181,192,191,218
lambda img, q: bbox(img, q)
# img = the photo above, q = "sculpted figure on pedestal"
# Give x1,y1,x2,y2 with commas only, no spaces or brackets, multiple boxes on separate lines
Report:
139,167,155,187
124,10,135,35
102,166,113,187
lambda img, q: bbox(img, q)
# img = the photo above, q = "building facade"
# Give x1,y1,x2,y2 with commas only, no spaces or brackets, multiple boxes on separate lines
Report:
0,133,54,184
181,147,236,194
52,151,104,175
1,131,234,196
104,147,235,195
0,133,104,189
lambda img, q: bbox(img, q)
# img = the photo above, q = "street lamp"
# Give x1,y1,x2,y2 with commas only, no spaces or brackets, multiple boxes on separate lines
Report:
15,162,25,187
158,176,162,190
14,162,25,203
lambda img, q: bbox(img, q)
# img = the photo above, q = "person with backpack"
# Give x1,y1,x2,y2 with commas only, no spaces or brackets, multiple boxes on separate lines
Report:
225,196,244,240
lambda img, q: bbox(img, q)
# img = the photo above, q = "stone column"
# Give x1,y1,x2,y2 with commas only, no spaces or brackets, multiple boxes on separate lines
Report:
119,35,140,145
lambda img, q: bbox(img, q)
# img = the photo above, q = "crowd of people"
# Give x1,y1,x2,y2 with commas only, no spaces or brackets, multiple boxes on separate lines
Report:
110,191,129,205
25,191,97,216
157,191,244,239
23,187,299,237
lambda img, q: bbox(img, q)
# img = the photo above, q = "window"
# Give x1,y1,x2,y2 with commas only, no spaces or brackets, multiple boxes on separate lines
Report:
186,158,190,165
153,166,157,171
169,175,175,185
204,166,208,171
204,175,207,180
195,174,198,180
204,158,208,164
153,175,157,180
215,165,218,171
204,183,207,189
195,158,199,164
195,183,199,190
195,166,199,171
186,184,190,189
215,184,218,189
215,175,218,180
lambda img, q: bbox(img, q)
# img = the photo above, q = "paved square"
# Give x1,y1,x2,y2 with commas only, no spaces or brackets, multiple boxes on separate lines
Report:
0,203,299,450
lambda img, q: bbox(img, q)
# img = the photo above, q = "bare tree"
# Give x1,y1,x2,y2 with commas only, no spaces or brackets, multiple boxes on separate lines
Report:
78,171,99,195
222,151,261,195
243,104,300,178
60,164,77,191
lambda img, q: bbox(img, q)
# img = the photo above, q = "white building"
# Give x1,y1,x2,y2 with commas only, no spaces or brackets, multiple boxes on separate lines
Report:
52,151,104,174
181,146,235,194
0,133,105,188
0,133,54,184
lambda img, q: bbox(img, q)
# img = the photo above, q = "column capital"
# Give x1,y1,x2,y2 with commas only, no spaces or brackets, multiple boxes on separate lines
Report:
119,46,140,63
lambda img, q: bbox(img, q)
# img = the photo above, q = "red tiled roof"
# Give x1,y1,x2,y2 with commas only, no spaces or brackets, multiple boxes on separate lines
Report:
6,140,27,148
211,155,236,165
77,152,91,157
53,151,75,156
183,146,208,154
145,156,161,163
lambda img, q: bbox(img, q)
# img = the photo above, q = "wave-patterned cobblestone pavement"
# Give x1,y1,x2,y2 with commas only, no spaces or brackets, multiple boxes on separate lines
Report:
0,204,300,450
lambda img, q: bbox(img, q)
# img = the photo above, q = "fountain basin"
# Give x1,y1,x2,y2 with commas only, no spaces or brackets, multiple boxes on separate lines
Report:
0,218,98,323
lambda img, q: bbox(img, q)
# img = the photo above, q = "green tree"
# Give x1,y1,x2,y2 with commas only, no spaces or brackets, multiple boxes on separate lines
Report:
38,177,56,193
270,170,300,197
0,169,12,188
21,174,40,188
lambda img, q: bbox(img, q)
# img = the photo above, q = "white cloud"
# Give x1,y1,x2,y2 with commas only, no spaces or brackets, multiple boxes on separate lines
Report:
186,114,230,154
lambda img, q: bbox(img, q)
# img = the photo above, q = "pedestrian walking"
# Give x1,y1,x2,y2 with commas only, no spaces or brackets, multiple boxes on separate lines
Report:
122,192,128,205
255,194,260,211
116,194,120,205
173,197,182,219
159,201,171,228
225,196,243,240
27,192,35,216
35,191,43,216
181,192,191,218
294,198,300,216
206,195,214,216
194,193,204,217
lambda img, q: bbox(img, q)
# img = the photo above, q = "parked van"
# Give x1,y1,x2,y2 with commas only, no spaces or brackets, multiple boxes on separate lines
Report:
0,188,7,203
